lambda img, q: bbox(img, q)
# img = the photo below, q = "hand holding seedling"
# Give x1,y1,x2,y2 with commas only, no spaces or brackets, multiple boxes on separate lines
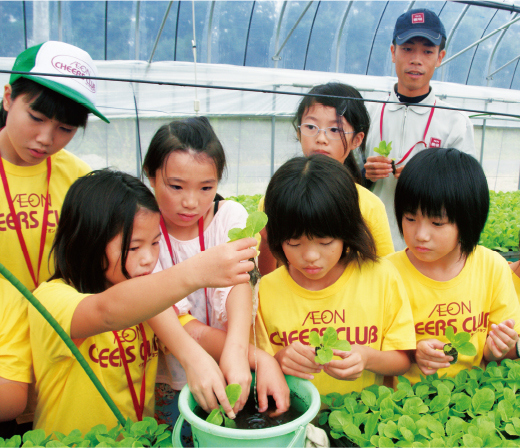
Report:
324,345,369,381
219,340,252,414
484,319,518,361
309,327,351,364
415,339,452,375
364,156,394,181
188,238,257,288
206,384,242,428
274,342,322,380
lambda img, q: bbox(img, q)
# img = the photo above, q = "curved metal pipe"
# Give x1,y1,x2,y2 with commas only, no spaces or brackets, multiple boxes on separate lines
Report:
243,1,256,66
335,1,353,73
207,1,216,64
486,12,519,86
303,1,320,70
366,1,389,75
441,4,470,81
465,10,498,84
272,1,288,68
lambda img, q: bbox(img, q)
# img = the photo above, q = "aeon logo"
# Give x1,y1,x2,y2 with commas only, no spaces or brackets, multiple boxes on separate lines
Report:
51,55,96,93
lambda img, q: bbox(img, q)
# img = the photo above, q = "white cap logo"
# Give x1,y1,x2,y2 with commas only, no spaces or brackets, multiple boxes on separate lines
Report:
412,13,425,24
51,55,96,93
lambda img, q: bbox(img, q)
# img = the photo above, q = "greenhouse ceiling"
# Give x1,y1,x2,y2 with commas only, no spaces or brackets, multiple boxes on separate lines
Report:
1,0,520,90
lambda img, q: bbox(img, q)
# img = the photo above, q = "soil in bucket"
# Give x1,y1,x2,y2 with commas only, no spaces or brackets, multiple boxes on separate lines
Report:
173,373,321,447
194,395,304,429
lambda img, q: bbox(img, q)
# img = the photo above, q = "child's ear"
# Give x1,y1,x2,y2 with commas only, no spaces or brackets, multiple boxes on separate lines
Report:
148,176,156,188
3,84,13,112
352,132,364,150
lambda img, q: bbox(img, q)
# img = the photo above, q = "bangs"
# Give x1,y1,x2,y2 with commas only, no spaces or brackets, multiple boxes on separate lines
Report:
28,87,88,128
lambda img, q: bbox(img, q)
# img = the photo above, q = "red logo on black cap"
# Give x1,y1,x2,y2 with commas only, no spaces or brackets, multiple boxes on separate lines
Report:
412,13,425,24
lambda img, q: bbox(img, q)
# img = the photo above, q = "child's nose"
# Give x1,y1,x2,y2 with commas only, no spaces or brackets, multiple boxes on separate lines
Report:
415,224,430,241
36,125,54,146
182,193,197,208
303,250,320,263
316,129,329,144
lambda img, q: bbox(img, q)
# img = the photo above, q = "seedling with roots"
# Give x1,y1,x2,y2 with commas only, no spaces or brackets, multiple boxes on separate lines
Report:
443,326,477,364
373,140,396,174
206,384,242,428
228,211,267,287
309,327,351,364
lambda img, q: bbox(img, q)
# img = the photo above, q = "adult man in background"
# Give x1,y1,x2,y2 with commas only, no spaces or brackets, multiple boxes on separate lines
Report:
364,8,475,250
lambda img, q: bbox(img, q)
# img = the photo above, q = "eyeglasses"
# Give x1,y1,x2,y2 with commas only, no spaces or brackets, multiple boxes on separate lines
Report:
298,123,355,140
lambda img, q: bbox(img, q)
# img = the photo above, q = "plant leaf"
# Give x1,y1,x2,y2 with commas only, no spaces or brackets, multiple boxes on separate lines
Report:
227,228,246,242
471,388,495,414
309,331,321,347
316,347,333,364
332,340,352,351
322,327,338,347
444,326,455,343
246,212,268,236
206,409,223,426
457,342,477,356
453,331,471,345
225,384,242,408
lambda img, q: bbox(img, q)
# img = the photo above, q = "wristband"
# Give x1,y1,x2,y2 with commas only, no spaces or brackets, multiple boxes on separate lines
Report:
516,340,520,359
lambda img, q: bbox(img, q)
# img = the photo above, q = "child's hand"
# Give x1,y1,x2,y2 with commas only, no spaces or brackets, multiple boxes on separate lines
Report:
415,339,452,375
183,349,237,419
256,349,290,416
322,346,368,381
188,238,257,289
364,156,393,181
485,319,518,361
274,342,322,380
219,345,252,414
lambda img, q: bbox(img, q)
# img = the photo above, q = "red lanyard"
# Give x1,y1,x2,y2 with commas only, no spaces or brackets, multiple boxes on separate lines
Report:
0,156,51,289
159,215,210,325
113,323,148,421
380,100,436,165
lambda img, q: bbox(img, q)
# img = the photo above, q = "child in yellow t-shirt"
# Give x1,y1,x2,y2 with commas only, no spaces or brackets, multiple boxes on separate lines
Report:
387,148,520,384
0,41,109,292
29,169,261,435
256,155,416,397
0,279,32,438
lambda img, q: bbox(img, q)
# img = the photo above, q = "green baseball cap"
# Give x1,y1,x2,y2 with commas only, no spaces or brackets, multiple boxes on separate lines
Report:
10,41,109,123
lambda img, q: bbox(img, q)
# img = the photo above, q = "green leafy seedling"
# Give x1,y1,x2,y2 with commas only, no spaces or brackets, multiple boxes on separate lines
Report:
228,211,268,287
443,326,477,364
373,140,396,174
206,384,242,428
309,327,351,364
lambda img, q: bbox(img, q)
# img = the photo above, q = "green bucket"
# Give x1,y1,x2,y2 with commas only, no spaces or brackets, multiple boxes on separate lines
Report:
172,374,320,447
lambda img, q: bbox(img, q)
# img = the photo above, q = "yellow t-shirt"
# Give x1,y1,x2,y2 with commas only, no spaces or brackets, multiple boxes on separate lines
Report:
258,184,394,258
255,260,416,396
0,278,32,384
387,247,520,384
509,262,520,300
0,150,91,291
29,280,159,435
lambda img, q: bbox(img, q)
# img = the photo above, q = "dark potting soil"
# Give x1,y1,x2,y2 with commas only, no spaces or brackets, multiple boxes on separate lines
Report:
195,395,304,430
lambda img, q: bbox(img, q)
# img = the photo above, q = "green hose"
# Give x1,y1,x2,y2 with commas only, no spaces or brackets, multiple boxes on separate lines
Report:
0,262,126,427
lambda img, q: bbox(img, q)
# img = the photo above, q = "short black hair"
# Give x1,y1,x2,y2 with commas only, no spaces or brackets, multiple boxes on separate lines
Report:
264,155,377,268
143,116,226,182
395,148,488,257
392,36,446,52
49,169,160,294
293,82,370,186
0,77,89,128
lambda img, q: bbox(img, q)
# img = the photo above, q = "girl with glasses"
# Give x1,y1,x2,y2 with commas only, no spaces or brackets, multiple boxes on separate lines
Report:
258,82,394,275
